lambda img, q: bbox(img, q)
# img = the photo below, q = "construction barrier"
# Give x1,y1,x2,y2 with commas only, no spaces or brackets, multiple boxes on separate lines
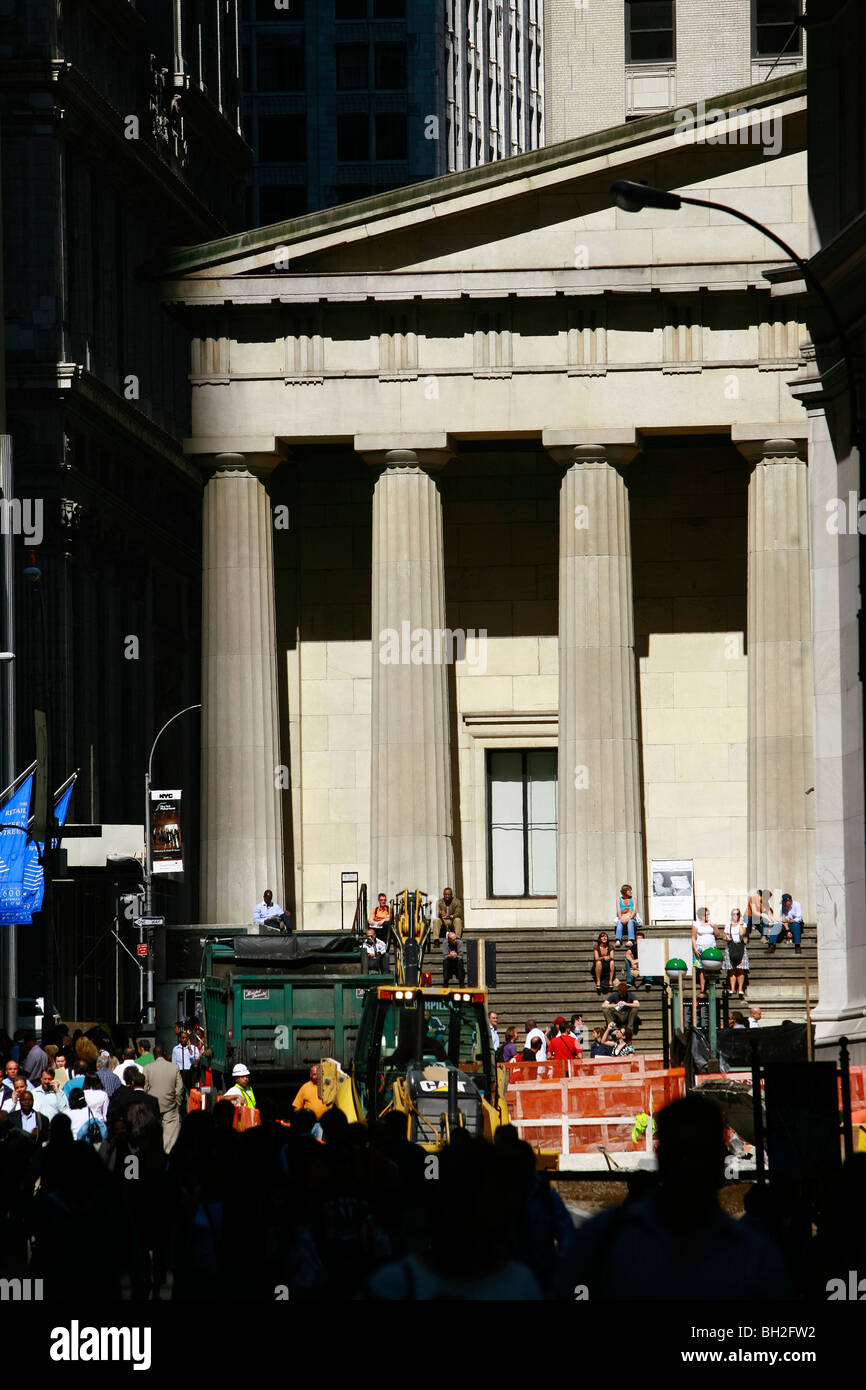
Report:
507,1067,685,1155
506,1054,669,1084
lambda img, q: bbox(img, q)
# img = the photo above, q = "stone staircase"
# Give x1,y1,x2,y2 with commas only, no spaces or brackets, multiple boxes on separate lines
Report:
476,924,819,1053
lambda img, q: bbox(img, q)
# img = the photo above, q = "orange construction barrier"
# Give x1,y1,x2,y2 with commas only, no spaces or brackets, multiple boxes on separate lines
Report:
507,1053,668,1084
507,1067,685,1155
839,1065,866,1110
234,1105,261,1131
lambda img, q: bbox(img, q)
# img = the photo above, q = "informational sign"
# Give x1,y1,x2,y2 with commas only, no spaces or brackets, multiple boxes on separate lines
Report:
650,859,695,923
639,938,694,977
243,988,270,1001
136,943,149,958
151,788,183,873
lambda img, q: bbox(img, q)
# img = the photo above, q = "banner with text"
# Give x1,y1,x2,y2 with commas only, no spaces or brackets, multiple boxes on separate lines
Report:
152,788,183,873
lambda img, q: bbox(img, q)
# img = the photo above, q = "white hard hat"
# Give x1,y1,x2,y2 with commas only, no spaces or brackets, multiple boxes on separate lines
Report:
232,1063,250,1077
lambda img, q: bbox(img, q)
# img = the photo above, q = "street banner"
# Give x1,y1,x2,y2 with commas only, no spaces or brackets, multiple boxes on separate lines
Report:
650,858,695,923
10,774,77,924
0,767,35,916
151,788,183,873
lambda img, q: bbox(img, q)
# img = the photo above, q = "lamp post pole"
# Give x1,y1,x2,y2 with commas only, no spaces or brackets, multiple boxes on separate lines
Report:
143,702,200,1023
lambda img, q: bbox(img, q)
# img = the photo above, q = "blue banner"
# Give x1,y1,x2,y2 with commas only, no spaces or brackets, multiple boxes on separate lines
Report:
0,774,75,924
0,773,34,914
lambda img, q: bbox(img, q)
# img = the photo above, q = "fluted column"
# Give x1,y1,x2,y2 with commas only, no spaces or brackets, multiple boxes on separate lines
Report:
362,443,454,900
547,441,644,926
200,454,284,923
739,438,815,920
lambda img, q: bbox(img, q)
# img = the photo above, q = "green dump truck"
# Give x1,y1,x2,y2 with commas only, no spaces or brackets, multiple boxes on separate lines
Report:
154,925,391,1097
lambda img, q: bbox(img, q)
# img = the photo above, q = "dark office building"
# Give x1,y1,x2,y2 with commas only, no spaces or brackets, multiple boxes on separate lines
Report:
242,0,544,225
0,0,248,1025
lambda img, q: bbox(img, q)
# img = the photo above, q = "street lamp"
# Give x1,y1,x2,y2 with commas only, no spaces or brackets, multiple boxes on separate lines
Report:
701,946,725,1070
143,702,201,1024
610,179,863,451
665,957,688,1035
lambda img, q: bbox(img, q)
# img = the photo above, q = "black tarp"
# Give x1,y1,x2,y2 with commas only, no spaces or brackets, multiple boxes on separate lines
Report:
231,933,361,963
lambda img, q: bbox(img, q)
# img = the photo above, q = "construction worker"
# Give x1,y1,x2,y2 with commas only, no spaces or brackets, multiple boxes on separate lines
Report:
292,1063,329,1120
224,1062,256,1108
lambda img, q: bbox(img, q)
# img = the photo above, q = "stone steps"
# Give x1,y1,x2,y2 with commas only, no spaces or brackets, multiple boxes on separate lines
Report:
476,926,818,1053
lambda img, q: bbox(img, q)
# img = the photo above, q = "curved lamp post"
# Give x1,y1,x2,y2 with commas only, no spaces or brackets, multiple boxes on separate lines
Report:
143,702,201,1023
610,179,863,451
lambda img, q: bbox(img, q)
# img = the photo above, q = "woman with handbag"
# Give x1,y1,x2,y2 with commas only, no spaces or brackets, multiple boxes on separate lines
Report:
723,908,749,998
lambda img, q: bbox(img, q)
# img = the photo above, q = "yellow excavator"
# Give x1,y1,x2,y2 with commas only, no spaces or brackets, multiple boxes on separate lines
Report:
319,888,516,1152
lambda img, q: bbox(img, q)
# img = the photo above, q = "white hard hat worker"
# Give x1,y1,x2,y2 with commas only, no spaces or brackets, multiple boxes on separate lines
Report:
224,1062,255,1108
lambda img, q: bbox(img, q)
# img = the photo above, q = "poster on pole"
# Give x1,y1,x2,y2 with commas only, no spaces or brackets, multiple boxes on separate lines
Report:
650,859,695,924
151,788,183,873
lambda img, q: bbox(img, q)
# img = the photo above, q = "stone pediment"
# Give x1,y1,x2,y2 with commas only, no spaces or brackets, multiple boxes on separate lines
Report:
157,72,805,301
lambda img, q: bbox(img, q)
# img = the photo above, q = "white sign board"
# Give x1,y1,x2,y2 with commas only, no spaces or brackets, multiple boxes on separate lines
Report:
650,859,695,923
639,938,694,977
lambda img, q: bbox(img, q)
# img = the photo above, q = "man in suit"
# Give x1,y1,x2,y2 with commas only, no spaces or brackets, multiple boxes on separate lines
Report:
6,1088,49,1142
144,1043,185,1153
106,1067,161,1135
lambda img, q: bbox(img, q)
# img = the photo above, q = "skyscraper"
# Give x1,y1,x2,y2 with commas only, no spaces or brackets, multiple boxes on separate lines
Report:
242,0,544,224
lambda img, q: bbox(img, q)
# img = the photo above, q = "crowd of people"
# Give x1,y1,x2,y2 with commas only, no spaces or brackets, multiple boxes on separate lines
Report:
1,1020,860,1300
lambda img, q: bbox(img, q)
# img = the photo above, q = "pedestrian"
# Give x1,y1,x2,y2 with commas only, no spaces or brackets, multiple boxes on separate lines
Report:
171,1029,201,1091
33,1068,69,1122
723,908,749,997
96,1051,122,1097
777,894,803,954
144,1042,186,1152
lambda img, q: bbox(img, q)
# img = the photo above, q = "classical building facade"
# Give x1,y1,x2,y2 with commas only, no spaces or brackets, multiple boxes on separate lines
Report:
158,64,866,1054
784,0,865,1058
241,0,544,222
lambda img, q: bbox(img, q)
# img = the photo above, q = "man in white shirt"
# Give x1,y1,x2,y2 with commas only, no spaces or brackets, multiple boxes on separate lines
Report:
523,1020,547,1062
253,888,293,933
1,1075,30,1112
489,1011,501,1055
777,894,803,954
361,926,388,971
171,1030,201,1090
33,1068,69,1122
748,1006,762,1028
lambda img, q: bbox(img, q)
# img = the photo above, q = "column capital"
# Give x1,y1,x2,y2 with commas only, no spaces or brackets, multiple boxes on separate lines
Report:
212,452,253,477
733,435,807,465
356,433,454,472
545,440,638,471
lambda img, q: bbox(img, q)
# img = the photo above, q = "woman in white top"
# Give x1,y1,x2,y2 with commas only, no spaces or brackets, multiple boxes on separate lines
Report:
723,908,749,998
692,907,718,997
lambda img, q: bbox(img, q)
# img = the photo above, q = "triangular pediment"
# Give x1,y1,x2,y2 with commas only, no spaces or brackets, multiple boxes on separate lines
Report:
157,71,805,297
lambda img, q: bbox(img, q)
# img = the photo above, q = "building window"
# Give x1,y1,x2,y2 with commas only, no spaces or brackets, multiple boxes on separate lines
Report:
259,186,307,223
753,0,802,57
625,1,675,64
375,112,407,159
336,0,366,18
258,114,306,162
374,41,407,88
336,42,369,89
257,34,305,90
487,749,557,898
337,112,370,160
373,0,405,17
